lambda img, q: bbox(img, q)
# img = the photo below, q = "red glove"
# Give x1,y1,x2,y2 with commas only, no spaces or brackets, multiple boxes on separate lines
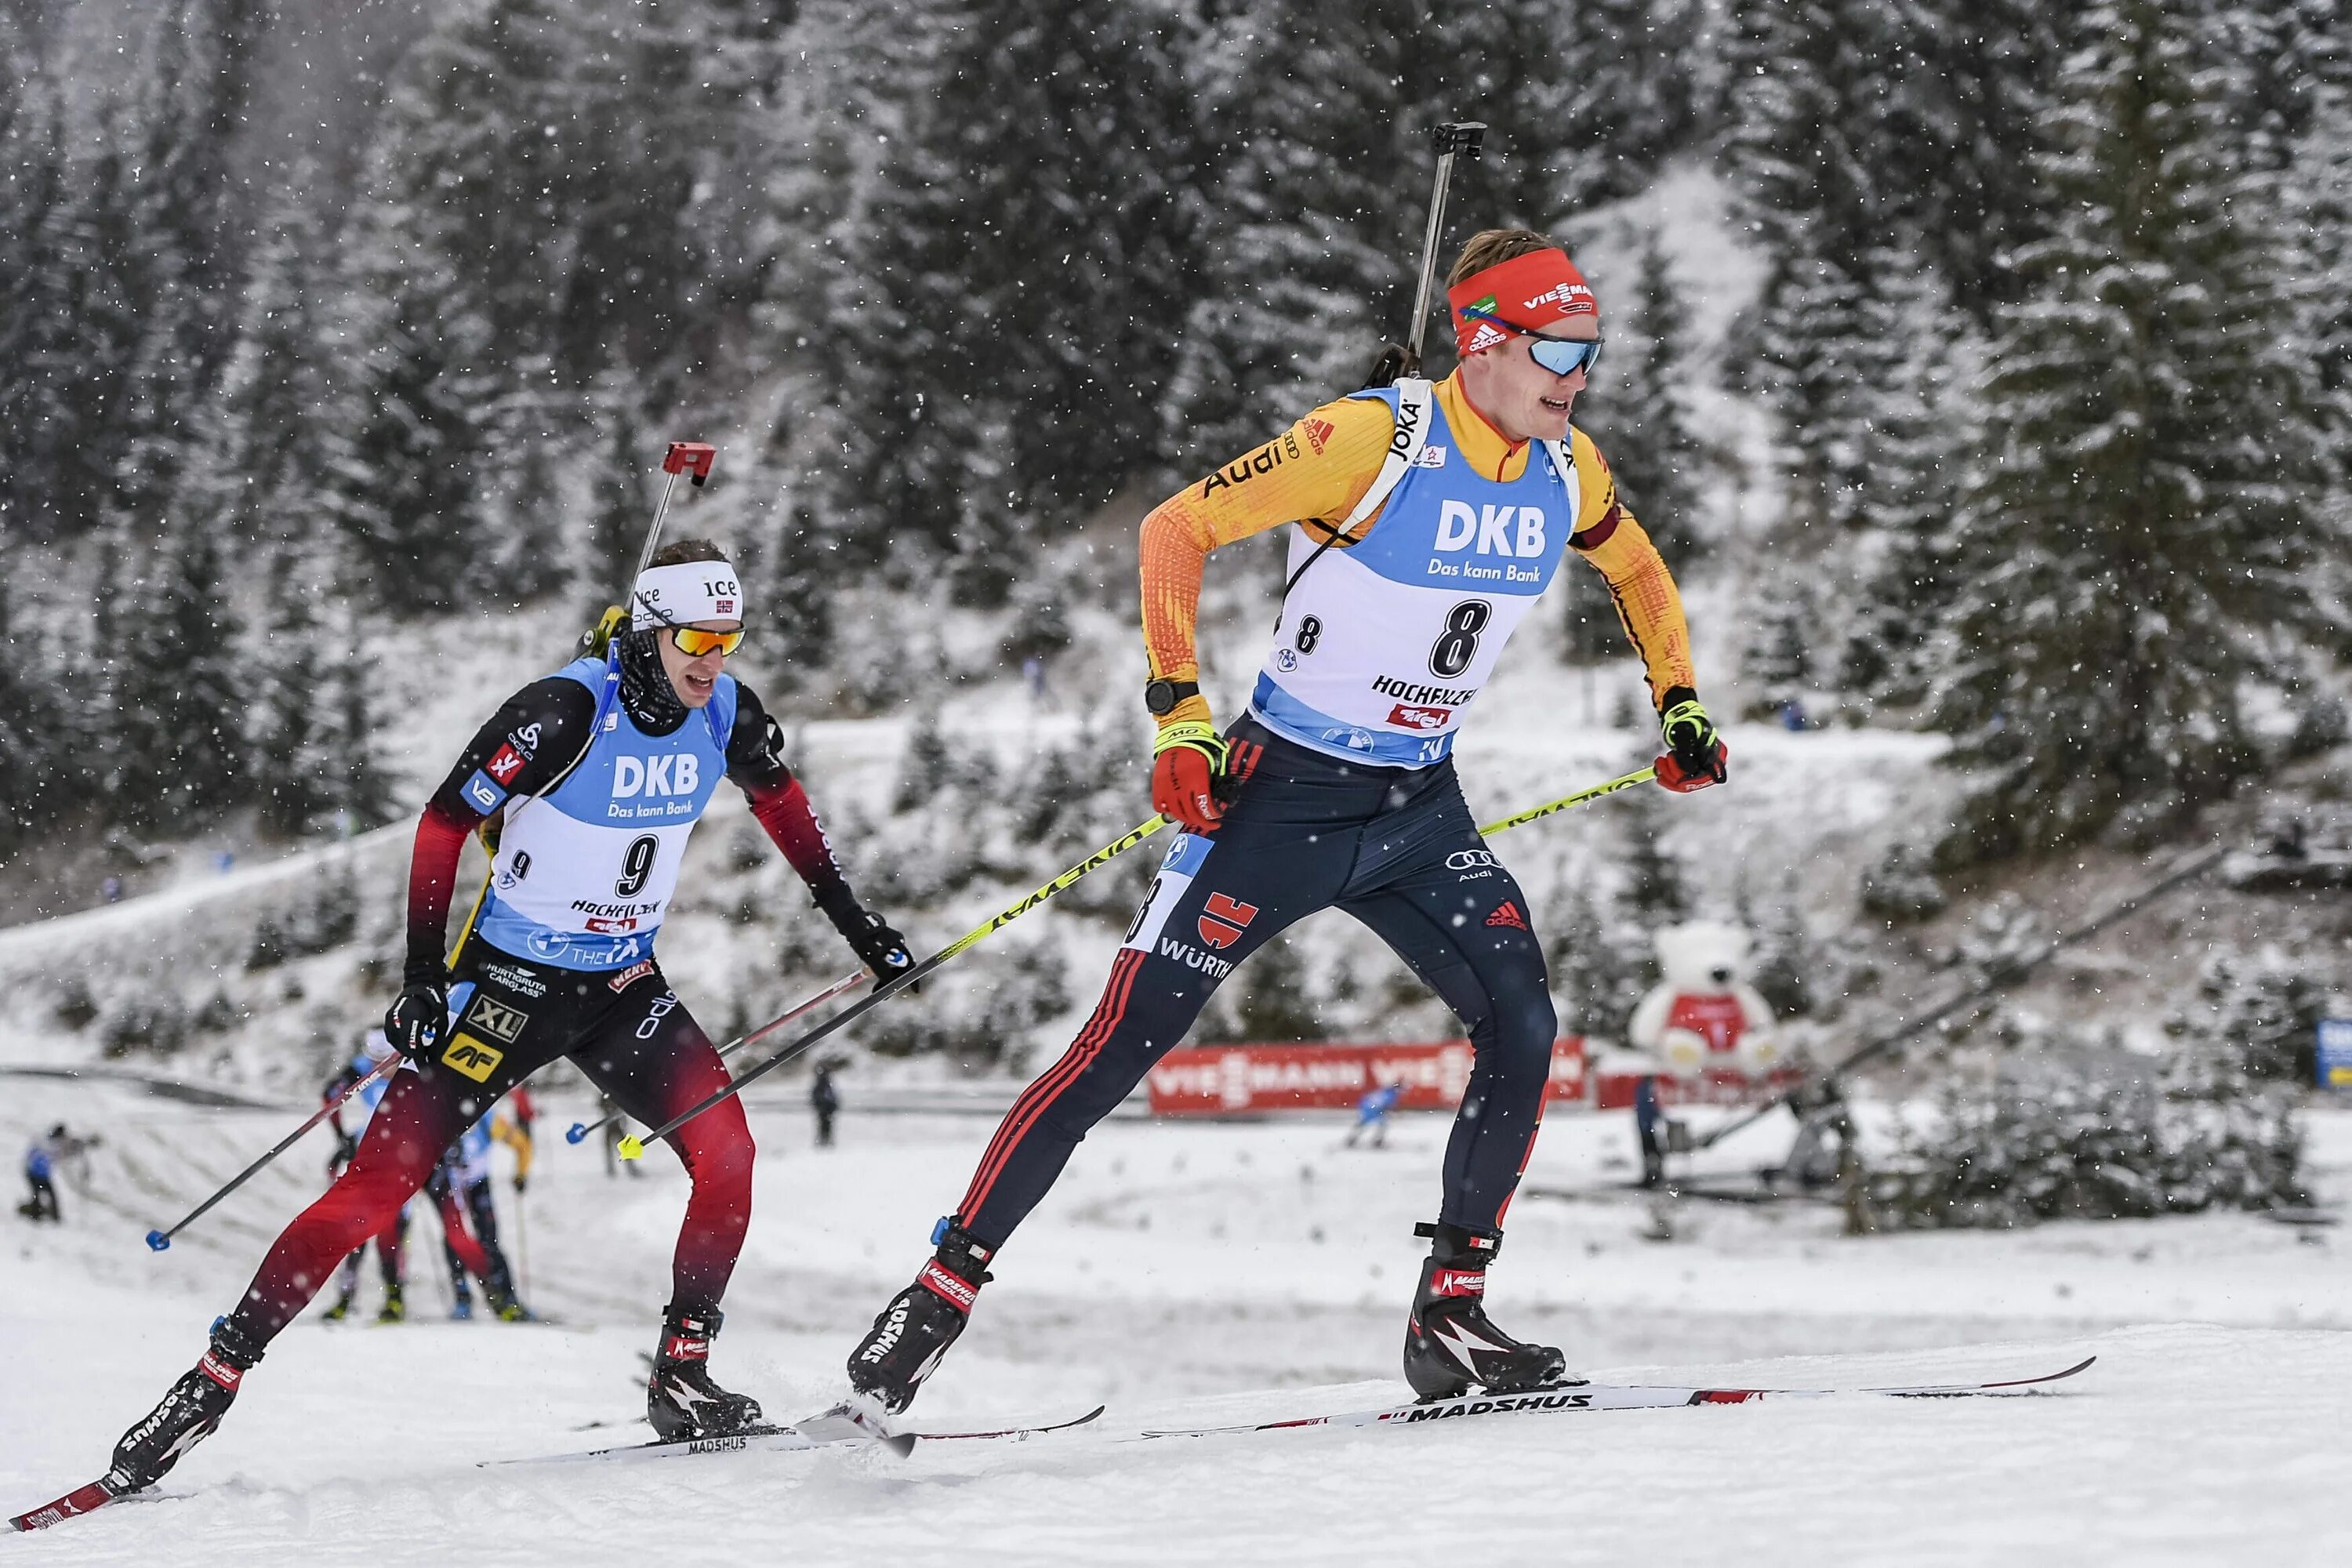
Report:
1656,692,1728,793
1152,722,1229,832
1656,740,1730,793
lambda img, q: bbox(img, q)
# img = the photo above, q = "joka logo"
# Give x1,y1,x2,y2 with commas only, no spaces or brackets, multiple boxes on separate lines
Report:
1388,394,1424,459
1197,892,1259,950
614,754,700,798
1486,901,1528,931
466,994,529,1044
1388,703,1450,732
485,744,528,786
441,1033,506,1083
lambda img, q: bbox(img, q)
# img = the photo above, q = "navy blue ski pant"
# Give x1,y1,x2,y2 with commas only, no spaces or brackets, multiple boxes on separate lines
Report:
956,719,1557,1247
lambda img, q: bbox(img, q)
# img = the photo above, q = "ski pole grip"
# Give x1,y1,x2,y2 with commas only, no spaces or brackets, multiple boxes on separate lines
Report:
662,441,717,487
1433,121,1486,158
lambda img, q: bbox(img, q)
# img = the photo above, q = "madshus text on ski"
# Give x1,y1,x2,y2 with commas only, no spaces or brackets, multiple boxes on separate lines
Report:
20,223,1740,1527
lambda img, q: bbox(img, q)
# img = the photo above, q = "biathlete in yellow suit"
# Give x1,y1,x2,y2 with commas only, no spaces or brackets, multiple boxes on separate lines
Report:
844,229,1729,1414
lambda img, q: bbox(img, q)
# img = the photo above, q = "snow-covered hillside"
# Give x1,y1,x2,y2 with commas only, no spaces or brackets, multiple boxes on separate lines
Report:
5,1075,2349,1565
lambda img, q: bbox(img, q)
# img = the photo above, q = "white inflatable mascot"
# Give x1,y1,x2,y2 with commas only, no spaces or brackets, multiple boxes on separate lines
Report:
1628,921,1780,1080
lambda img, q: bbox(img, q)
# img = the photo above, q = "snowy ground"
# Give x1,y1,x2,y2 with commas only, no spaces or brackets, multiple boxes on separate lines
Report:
5,1076,2348,1566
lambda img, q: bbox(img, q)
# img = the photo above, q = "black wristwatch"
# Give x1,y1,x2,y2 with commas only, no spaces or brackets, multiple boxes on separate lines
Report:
1143,678,1200,717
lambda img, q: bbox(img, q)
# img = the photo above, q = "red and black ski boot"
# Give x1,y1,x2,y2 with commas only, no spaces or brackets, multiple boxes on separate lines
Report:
646,1305,764,1441
108,1317,264,1491
1400,1222,1574,1400
845,1221,992,1414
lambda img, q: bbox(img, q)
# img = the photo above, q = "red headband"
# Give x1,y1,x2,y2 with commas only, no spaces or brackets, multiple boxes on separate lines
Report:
1447,249,1597,356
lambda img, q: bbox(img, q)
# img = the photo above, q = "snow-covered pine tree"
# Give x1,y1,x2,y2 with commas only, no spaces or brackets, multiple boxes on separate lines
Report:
1929,0,2343,864
1833,263,1980,713
829,0,1207,603
1740,573,1814,721
136,0,267,391
317,600,393,833
1162,0,1443,467
1721,0,1907,535
483,358,571,607
198,172,344,563
1617,785,1690,931
1886,0,2074,328
1552,0,1710,203
23,102,148,543
1165,0,1580,466
579,381,649,620
1577,229,1706,558
1544,873,1649,1042
330,230,495,613
250,573,332,840
107,511,246,834
0,589,52,857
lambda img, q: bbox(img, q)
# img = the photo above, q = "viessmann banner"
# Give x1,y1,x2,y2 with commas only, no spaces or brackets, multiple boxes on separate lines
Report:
1145,1040,1590,1116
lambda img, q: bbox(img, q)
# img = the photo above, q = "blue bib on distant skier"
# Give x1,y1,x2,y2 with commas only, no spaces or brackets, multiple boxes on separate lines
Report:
470,656,735,971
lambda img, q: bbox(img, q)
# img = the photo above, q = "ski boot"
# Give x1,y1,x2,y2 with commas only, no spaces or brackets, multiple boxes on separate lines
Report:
376,1282,405,1323
495,1299,535,1323
320,1290,354,1322
108,1318,264,1492
1400,1222,1574,1401
845,1221,992,1415
450,1295,474,1321
646,1305,764,1441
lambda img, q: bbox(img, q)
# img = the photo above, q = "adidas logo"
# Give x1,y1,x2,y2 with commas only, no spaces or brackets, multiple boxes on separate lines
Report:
1485,901,1528,931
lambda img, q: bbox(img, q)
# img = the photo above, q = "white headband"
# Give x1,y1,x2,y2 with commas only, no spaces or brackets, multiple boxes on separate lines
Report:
632,560,746,630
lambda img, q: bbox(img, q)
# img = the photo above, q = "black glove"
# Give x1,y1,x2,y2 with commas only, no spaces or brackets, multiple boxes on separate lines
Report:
815,884,915,983
330,1131,359,1171
1657,688,1729,793
383,973,449,1063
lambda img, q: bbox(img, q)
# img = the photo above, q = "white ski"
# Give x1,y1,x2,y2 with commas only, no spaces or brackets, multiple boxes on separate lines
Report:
1138,1357,2098,1439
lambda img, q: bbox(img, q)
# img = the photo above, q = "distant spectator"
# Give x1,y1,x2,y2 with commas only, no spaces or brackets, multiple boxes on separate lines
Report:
102,876,123,903
811,1064,842,1148
1345,1080,1403,1149
21,1123,92,1223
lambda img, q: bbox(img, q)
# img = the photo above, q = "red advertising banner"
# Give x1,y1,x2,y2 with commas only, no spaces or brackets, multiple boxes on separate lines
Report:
1145,1039,1588,1116
1584,1048,1806,1111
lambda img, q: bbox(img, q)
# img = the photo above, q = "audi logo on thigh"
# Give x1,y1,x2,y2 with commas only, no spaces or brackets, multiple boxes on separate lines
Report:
1446,850,1498,870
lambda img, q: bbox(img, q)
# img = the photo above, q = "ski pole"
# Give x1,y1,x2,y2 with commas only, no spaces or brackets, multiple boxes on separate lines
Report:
563,967,872,1145
1368,121,1486,387
615,756,1664,1157
1477,762,1657,837
144,1054,401,1252
616,814,1173,1160
1693,840,2230,1152
1406,121,1486,372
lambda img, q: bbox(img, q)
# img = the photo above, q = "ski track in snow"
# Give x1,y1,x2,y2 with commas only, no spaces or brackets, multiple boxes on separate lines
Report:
4,1080,2348,1566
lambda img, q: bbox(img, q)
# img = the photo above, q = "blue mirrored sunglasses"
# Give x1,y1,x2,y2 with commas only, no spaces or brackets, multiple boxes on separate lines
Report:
1459,308,1604,376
